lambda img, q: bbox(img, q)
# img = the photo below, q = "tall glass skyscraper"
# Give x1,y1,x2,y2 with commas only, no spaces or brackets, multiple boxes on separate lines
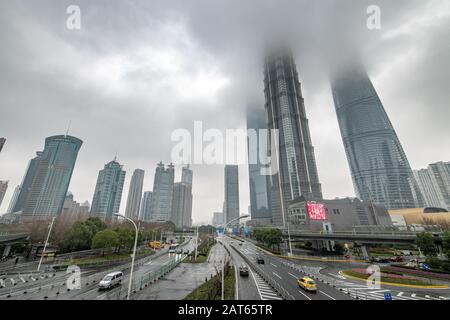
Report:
264,51,322,226
150,162,174,221
331,65,423,209
90,159,126,218
125,169,145,221
224,165,240,225
22,135,83,217
140,191,153,222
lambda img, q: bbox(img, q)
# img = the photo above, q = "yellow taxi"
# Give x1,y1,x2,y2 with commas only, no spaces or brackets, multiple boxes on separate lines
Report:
297,277,317,292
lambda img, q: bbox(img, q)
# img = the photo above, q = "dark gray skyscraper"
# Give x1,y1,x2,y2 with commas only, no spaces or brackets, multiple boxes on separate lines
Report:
140,191,153,222
264,51,322,226
224,165,240,225
150,162,174,221
90,159,126,218
247,107,272,225
331,64,423,209
0,138,5,153
125,169,145,220
22,135,83,217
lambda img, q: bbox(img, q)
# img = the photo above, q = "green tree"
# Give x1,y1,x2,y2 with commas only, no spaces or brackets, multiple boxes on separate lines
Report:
59,217,107,253
115,228,134,253
92,229,119,256
442,232,450,259
415,232,437,257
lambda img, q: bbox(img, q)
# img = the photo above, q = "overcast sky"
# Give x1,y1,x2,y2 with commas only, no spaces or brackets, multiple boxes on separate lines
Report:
1,0,449,224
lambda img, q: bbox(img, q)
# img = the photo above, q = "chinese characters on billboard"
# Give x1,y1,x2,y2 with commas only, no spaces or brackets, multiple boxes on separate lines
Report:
306,202,327,220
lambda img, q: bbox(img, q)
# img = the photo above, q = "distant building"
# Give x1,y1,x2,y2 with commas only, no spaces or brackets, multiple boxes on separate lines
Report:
7,185,20,214
331,63,423,210
150,162,174,221
90,159,126,219
0,137,5,153
171,166,193,228
0,180,8,208
288,195,392,233
125,169,145,221
61,193,90,216
224,165,240,225
212,211,225,227
140,191,153,222
22,135,83,217
247,107,272,225
9,152,42,214
413,162,450,211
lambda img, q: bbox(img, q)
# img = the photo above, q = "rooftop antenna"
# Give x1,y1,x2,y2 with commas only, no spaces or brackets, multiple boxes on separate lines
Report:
65,120,72,137
114,152,118,162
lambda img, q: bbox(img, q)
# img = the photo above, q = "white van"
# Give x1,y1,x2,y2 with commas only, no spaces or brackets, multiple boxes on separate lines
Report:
98,271,123,290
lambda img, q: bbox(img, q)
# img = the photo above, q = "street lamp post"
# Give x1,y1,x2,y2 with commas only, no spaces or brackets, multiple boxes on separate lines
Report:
37,216,56,272
114,214,138,300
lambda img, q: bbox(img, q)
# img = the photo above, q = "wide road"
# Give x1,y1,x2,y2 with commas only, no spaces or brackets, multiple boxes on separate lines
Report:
0,238,196,300
228,236,353,300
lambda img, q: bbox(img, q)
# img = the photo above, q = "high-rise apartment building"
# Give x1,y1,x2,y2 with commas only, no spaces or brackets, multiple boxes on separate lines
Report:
224,165,240,225
22,135,82,217
331,64,423,210
171,165,193,228
264,51,322,226
150,162,174,221
125,169,145,221
90,159,126,219
413,162,450,210
140,191,153,222
61,193,90,216
0,180,8,208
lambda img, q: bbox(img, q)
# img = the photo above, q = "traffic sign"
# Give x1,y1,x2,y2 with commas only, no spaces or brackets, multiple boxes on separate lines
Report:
384,292,392,300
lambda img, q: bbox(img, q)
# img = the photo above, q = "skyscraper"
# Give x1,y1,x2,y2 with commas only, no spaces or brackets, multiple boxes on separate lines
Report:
414,162,450,210
0,138,5,153
150,162,174,221
264,51,322,226
125,169,145,221
22,135,83,217
247,107,272,225
9,152,42,214
0,180,8,208
224,165,240,225
331,64,423,210
140,191,153,222
90,159,126,219
171,165,193,228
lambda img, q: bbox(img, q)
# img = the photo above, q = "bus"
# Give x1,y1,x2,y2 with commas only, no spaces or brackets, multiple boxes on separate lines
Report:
148,241,162,249
168,243,179,253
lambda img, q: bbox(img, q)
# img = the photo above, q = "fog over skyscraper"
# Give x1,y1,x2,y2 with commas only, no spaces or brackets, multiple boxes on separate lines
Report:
331,64,424,210
264,50,322,226
90,159,126,219
22,135,82,217
125,169,145,220
224,165,240,225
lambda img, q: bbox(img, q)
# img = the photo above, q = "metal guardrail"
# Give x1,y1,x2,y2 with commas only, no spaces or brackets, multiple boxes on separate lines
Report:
229,243,294,300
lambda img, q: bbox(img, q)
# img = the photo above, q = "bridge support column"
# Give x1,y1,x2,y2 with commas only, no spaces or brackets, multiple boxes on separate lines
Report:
360,245,369,260
2,244,12,258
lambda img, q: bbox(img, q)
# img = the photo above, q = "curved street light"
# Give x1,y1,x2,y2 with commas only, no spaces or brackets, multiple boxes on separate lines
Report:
114,213,138,301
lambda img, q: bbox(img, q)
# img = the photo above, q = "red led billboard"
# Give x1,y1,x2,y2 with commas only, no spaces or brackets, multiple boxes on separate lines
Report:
306,202,327,220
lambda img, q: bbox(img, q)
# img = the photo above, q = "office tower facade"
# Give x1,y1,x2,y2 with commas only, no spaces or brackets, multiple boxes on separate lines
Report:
150,162,174,221
61,193,90,216
247,107,272,224
212,211,225,227
125,169,145,220
171,165,193,228
414,162,450,210
0,137,5,153
331,65,423,210
7,185,20,214
0,180,8,208
9,152,42,214
22,135,83,217
264,51,322,226
140,191,153,222
224,165,240,225
90,159,126,219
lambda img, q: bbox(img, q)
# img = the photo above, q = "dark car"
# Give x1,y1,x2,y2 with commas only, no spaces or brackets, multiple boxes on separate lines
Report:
256,256,265,264
239,266,249,277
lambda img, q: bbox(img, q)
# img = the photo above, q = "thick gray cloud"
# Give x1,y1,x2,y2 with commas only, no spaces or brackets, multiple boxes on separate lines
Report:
1,0,449,223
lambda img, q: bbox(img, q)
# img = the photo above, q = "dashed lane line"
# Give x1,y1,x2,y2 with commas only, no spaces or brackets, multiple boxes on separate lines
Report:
297,290,311,300
272,272,282,280
319,290,336,300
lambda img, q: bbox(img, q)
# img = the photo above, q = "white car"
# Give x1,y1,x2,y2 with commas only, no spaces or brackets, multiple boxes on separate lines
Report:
98,271,123,290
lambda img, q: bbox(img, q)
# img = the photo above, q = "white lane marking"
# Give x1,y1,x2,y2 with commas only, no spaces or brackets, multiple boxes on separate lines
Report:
270,263,278,268
288,272,298,279
319,290,336,300
145,260,153,266
272,272,282,280
328,273,346,280
397,292,404,297
249,268,264,300
425,295,441,300
297,289,311,300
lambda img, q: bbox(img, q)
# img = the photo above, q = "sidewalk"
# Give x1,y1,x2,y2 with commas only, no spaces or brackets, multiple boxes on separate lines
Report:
134,244,223,300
